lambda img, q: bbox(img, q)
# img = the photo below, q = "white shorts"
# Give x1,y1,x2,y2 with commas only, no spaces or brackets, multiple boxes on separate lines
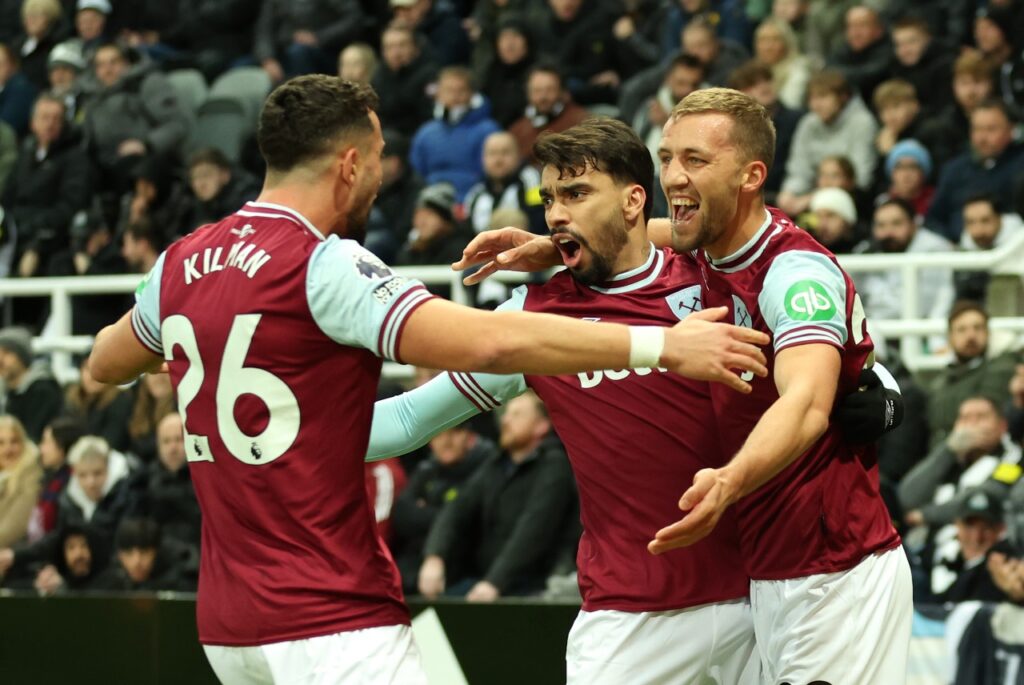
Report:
750,546,913,685
566,598,759,685
203,624,427,685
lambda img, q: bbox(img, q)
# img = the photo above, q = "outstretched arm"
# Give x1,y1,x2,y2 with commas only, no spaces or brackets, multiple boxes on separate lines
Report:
368,370,526,461
649,343,840,554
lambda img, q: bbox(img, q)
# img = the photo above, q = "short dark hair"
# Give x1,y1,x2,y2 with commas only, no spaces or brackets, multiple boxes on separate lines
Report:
948,299,989,328
94,41,130,63
669,53,705,78
257,75,379,173
892,16,931,35
972,97,1016,124
728,60,772,90
528,62,564,88
46,416,86,455
188,147,232,172
963,191,1001,214
533,117,655,221
124,216,162,251
115,518,161,551
960,394,1003,419
875,197,915,222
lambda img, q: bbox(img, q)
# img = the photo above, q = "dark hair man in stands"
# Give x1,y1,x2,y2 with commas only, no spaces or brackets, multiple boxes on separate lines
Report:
508,64,589,162
121,218,161,274
371,22,437,136
927,99,1024,242
925,302,1019,447
417,392,575,603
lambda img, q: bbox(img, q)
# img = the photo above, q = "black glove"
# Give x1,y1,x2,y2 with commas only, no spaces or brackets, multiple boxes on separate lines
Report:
836,368,904,444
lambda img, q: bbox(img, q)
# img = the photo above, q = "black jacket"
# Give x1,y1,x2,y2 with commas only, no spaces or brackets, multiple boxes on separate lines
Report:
123,462,202,549
4,363,63,443
2,128,91,261
390,439,492,591
92,538,199,592
424,437,578,593
371,60,439,137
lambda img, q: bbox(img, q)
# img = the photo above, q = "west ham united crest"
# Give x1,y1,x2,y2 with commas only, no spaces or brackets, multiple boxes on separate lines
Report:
665,285,703,320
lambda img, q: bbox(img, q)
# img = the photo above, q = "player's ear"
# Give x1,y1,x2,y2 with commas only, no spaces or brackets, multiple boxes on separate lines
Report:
741,161,767,193
339,146,360,187
623,184,646,223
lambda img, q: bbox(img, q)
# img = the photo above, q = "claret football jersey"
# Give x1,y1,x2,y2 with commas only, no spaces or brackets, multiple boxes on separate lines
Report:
693,207,900,579
132,201,433,645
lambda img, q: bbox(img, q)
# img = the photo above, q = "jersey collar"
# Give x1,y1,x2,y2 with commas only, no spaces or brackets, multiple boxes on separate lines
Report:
587,243,664,294
706,209,780,273
239,201,326,240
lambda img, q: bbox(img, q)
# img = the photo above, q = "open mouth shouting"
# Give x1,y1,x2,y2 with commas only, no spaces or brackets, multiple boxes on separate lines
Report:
670,196,699,225
552,232,585,268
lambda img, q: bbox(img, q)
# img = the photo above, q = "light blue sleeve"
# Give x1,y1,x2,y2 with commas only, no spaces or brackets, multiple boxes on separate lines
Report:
366,286,530,461
758,250,849,353
130,251,167,355
306,237,433,361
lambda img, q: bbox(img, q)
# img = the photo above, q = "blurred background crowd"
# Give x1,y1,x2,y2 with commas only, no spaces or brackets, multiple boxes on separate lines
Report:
0,0,1023,680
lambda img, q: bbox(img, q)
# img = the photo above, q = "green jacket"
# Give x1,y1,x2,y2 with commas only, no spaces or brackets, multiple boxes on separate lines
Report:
927,351,1020,448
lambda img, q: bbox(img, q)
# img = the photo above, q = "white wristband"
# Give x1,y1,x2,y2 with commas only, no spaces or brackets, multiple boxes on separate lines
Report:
628,326,665,369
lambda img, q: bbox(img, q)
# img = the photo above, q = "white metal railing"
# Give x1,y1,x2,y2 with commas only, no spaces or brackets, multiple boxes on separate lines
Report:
2,235,1022,382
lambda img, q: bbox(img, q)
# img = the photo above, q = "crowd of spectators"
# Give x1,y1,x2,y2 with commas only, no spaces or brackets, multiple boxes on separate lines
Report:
1,0,1024,678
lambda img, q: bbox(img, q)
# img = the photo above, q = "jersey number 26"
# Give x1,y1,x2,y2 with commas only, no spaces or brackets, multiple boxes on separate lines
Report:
162,314,300,466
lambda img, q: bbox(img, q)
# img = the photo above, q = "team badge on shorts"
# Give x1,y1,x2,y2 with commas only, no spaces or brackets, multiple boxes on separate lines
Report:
665,285,703,320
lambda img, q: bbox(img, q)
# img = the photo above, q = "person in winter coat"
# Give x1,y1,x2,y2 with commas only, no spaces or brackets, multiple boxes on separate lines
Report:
0,415,42,547
25,416,85,543
409,66,500,201
0,327,63,442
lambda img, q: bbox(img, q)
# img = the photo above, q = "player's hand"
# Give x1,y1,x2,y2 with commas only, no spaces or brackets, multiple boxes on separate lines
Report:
648,467,741,554
418,555,445,600
466,580,500,603
836,368,903,444
663,307,769,393
452,228,561,285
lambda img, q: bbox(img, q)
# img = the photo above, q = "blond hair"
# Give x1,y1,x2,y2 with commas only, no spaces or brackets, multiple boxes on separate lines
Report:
873,79,917,111
0,415,37,493
670,87,776,172
68,435,110,467
21,0,61,23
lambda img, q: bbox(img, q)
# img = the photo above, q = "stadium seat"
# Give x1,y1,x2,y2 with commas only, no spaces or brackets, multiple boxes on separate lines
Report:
188,97,250,163
209,67,272,132
165,69,209,122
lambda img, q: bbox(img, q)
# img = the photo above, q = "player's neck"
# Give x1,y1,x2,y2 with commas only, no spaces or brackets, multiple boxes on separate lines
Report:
255,181,343,237
704,197,768,261
609,228,652,277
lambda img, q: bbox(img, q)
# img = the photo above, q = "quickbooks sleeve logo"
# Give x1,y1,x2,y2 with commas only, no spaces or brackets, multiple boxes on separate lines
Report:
135,272,151,297
784,280,835,321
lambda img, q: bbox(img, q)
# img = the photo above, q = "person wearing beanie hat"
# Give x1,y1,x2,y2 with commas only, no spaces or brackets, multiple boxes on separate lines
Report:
975,6,1017,63
46,41,87,120
886,139,932,180
809,187,861,254
0,327,63,442
878,139,935,220
0,327,33,369
395,182,469,286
